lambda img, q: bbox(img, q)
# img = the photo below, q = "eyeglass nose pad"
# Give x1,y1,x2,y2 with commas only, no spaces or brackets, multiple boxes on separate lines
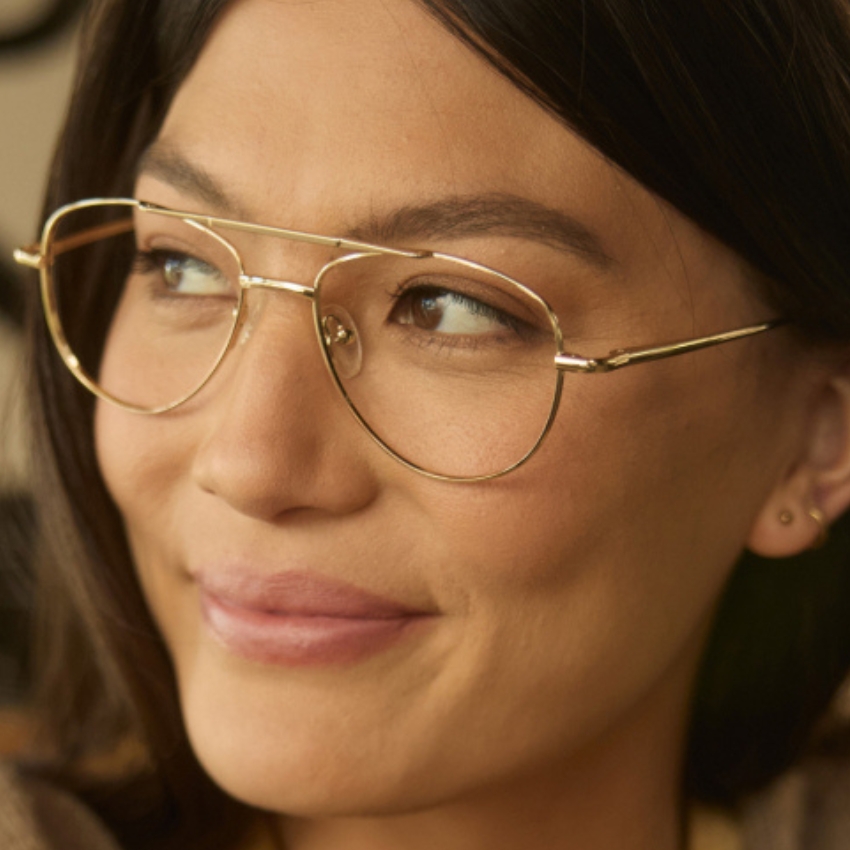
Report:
237,287,270,346
321,305,362,379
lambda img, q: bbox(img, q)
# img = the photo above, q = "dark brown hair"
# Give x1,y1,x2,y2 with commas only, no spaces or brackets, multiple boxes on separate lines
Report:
22,0,850,847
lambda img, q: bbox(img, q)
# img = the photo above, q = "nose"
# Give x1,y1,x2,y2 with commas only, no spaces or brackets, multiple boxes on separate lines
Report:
191,286,379,520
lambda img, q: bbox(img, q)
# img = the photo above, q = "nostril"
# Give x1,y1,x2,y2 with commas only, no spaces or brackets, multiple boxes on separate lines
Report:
322,307,362,379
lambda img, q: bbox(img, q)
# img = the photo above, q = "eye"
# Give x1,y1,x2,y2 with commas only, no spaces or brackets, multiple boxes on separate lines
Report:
389,284,523,337
134,249,235,297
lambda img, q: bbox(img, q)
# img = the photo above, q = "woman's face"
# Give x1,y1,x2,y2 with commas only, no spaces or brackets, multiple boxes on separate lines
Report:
96,0,811,822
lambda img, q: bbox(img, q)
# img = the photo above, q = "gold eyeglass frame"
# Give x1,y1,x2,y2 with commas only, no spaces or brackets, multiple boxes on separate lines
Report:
14,197,783,482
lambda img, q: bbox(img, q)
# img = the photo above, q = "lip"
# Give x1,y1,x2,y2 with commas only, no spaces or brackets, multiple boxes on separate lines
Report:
197,569,434,667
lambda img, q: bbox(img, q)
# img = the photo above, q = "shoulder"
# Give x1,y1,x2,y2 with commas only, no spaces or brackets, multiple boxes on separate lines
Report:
742,747,850,850
0,762,122,850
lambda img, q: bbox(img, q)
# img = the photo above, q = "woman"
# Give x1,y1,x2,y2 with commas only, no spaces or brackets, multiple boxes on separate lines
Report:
3,0,850,848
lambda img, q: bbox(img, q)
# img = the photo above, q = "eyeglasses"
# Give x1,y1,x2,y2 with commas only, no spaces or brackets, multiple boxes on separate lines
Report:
14,198,782,482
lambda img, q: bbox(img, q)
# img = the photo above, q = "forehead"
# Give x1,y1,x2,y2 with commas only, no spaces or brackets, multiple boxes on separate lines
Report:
151,0,745,302
156,0,618,222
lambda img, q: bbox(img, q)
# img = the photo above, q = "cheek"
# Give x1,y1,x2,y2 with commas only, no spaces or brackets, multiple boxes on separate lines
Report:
413,362,769,743
94,401,193,625
97,404,171,536
95,394,202,513
432,363,751,592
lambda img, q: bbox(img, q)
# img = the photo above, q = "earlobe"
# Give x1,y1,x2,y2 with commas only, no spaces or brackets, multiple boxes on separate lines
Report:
747,371,850,558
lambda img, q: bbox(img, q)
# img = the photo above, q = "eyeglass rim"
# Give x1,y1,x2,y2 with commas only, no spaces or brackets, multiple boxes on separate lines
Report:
14,196,786,483
17,197,569,483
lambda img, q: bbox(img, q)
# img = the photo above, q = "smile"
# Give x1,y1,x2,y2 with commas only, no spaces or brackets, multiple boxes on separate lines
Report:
197,568,435,667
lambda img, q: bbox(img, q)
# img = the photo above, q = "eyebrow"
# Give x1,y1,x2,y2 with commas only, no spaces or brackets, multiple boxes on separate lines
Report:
137,142,614,268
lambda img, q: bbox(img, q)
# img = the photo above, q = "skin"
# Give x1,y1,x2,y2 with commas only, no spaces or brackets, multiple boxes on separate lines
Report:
94,1,850,848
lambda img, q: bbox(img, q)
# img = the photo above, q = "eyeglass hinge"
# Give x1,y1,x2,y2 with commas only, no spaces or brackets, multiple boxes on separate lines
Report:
555,353,604,373
555,351,634,373
12,246,44,270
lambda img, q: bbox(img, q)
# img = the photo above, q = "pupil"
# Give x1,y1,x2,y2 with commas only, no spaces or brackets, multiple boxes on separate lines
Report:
413,292,443,330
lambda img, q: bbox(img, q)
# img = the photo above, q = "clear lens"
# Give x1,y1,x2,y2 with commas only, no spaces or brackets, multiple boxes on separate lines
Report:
46,203,242,411
45,202,560,478
317,252,560,479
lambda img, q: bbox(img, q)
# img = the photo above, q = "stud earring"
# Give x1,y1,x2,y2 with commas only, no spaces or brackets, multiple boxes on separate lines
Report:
807,506,828,549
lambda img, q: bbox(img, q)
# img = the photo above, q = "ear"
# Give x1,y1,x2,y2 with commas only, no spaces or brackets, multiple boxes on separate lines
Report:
747,371,850,557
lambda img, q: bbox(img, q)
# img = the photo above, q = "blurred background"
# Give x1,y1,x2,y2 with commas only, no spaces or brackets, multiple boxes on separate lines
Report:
0,0,83,713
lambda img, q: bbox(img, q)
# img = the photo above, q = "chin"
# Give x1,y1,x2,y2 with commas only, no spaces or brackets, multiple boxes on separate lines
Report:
186,725,449,819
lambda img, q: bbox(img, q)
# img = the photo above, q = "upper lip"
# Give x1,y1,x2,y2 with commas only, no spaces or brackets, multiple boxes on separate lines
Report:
197,568,431,619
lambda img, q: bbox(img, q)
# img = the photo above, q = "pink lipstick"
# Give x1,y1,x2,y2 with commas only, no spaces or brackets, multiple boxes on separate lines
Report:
198,570,433,666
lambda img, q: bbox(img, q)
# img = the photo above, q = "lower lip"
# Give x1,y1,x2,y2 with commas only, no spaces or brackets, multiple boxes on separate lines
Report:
201,591,428,667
